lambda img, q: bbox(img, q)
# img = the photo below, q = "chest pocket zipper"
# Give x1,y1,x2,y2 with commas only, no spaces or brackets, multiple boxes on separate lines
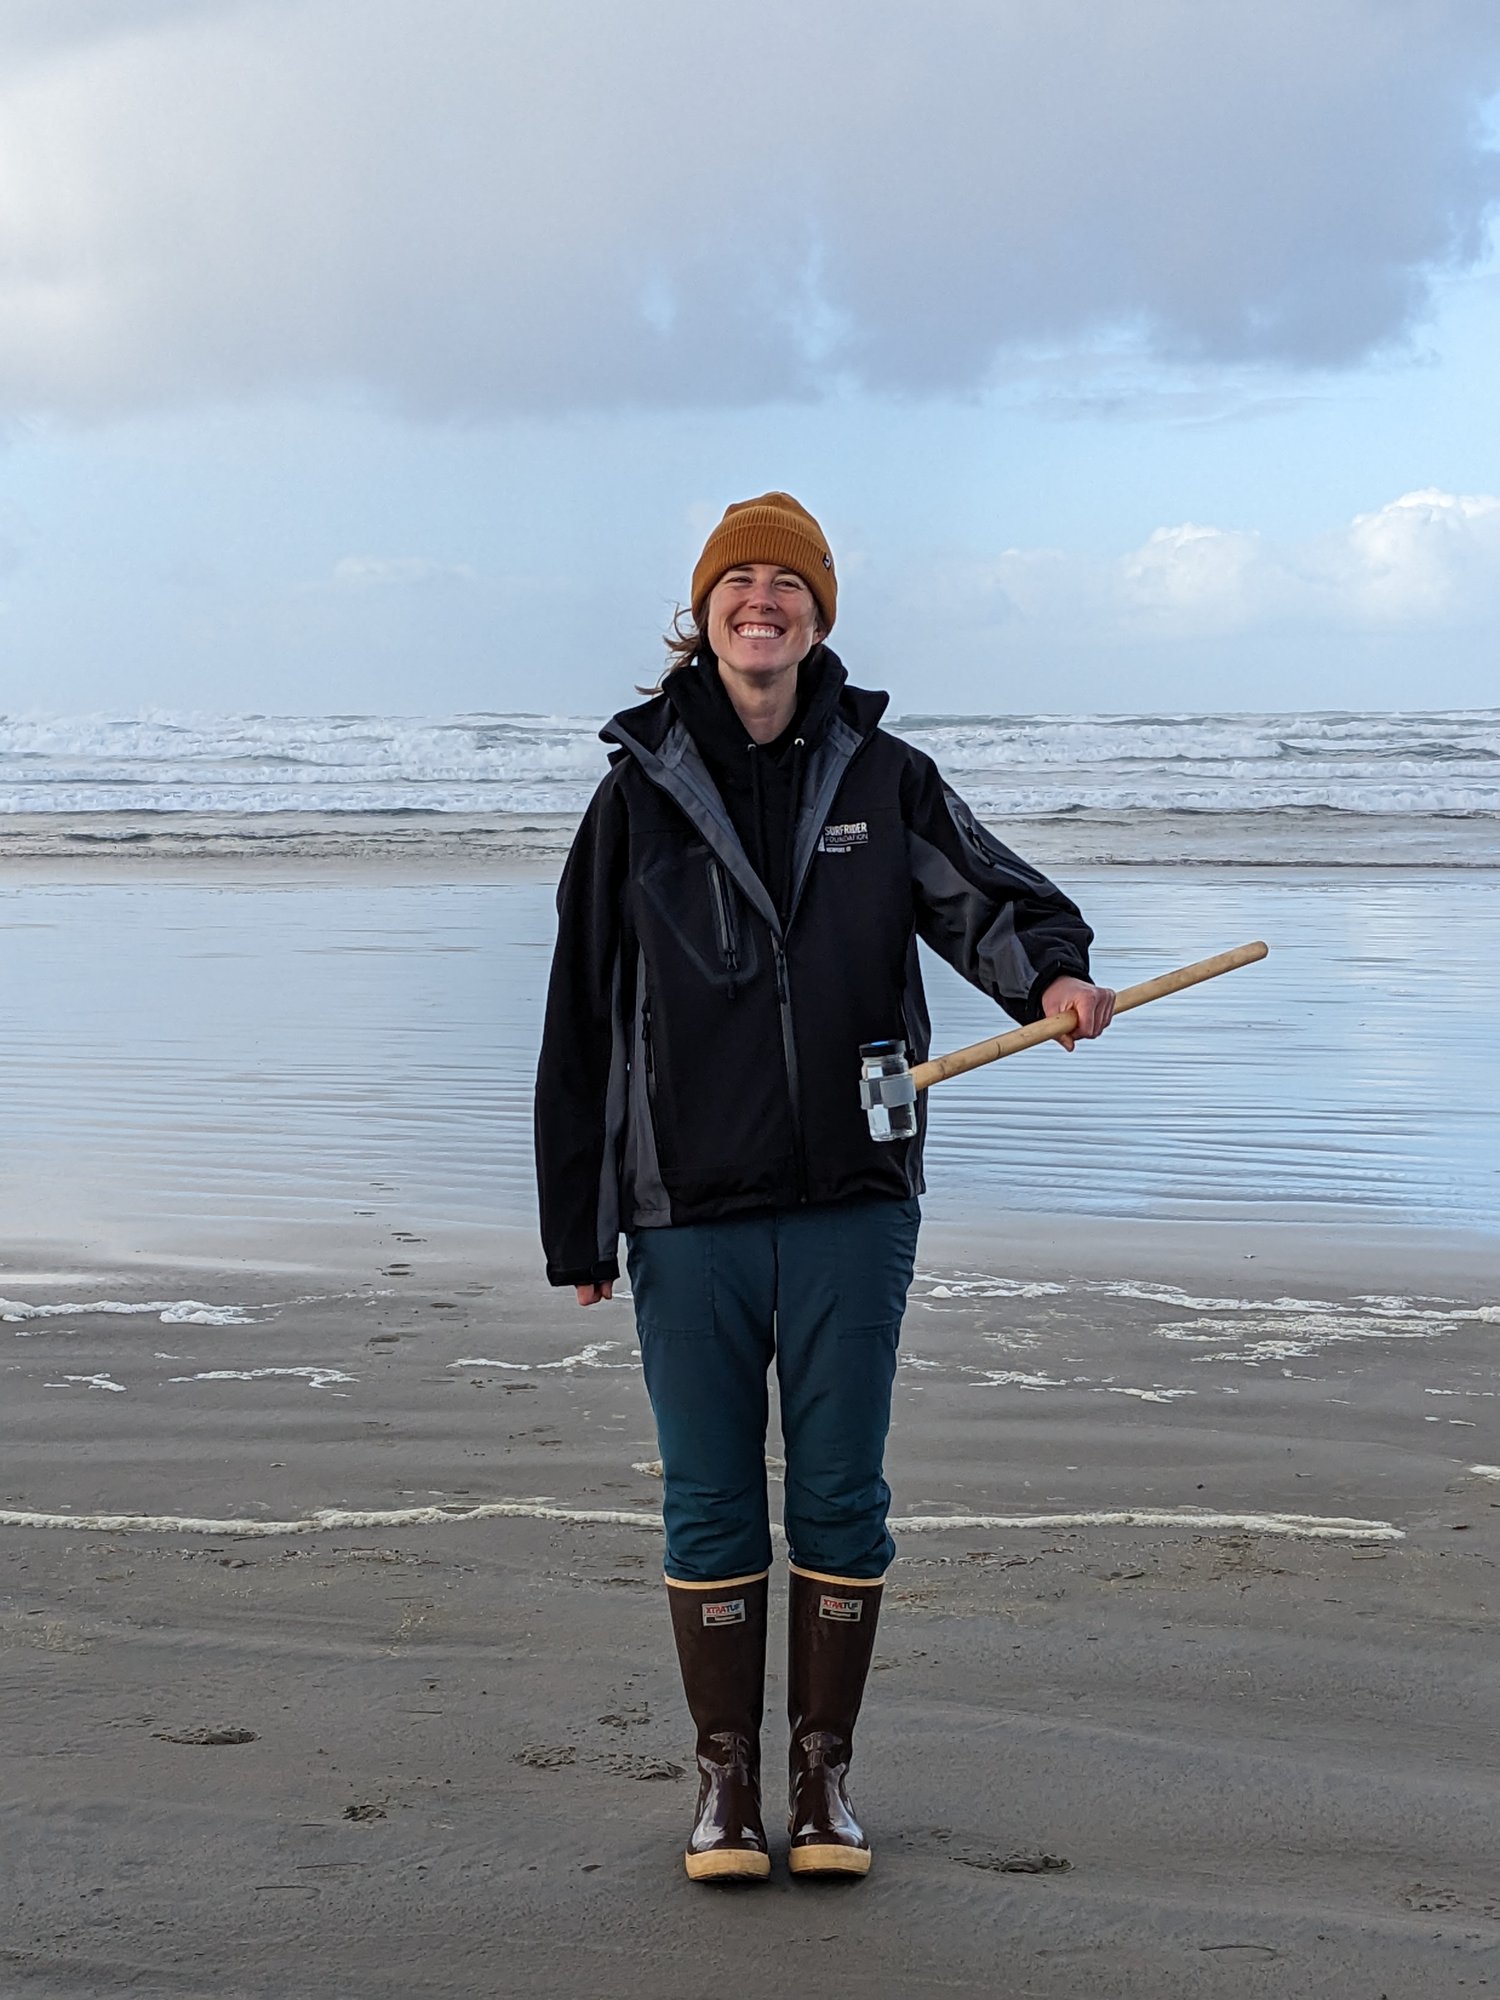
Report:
706,858,740,997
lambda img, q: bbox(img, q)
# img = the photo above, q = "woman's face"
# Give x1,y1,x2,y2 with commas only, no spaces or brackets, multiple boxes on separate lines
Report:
705,564,821,680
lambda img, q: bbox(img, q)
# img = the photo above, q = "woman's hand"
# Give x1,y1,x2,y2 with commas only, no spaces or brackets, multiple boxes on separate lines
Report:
1040,975,1117,1053
574,1281,614,1306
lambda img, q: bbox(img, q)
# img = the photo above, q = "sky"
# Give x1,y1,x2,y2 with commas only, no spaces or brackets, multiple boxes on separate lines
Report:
3,0,1500,718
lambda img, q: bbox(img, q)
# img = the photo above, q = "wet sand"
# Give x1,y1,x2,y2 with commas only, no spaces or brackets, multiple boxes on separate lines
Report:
2,1223,1497,1999
3,834,1498,1993
7,863,1500,1253
5,804,1500,872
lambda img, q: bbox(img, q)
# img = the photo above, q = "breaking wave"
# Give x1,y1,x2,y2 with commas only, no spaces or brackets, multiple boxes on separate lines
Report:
2,707,1498,818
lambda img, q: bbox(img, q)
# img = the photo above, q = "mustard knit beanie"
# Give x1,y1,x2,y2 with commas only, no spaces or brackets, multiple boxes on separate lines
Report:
690,492,837,635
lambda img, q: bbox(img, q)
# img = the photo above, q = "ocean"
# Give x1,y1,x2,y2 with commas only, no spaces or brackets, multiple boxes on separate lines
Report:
3,708,1498,1258
3,706,1498,824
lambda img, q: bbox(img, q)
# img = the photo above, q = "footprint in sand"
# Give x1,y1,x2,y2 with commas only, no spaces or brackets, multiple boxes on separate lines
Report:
153,1726,258,1746
515,1743,576,1769
594,1753,684,1781
1401,1882,1500,1918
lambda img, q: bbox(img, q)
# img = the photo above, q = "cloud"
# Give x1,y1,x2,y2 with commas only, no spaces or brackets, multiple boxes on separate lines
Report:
1119,525,1267,629
0,0,1496,420
971,490,1500,642
1333,487,1500,620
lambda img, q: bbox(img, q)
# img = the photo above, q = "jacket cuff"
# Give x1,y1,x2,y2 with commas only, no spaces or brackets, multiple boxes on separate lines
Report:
1025,956,1091,1024
546,1256,621,1289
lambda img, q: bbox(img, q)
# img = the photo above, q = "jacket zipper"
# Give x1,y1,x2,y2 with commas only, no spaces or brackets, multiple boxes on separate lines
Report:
639,989,669,1170
773,941,809,1202
706,858,739,997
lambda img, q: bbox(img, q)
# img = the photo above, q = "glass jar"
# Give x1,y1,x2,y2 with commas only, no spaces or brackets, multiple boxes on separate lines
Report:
858,1039,918,1143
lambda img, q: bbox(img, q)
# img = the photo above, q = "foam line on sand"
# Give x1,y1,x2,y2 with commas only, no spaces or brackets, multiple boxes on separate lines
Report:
1,1297,260,1326
0,1501,1403,1542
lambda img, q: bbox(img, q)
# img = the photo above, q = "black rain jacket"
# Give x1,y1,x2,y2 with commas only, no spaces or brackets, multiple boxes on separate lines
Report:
534,648,1094,1287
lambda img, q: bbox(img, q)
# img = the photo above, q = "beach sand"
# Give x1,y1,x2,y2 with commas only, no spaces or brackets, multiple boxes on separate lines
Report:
2,1217,1497,2000
6,804,1500,872
3,835,1498,1995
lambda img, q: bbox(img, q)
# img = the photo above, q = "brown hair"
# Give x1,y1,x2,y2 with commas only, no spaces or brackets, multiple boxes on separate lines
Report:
662,604,702,677
632,606,701,694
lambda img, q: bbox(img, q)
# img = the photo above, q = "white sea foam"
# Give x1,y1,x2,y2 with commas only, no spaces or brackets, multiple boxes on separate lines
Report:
2,1298,260,1327
1158,1303,1494,1362
166,1366,356,1390
919,1274,1069,1301
450,1342,630,1372
1098,1385,1196,1402
0,1500,1402,1542
969,1368,1070,1391
3,707,1496,818
965,1366,1195,1402
924,1278,1498,1374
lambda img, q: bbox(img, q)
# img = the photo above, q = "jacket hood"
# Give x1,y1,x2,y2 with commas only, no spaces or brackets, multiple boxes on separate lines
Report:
602,645,888,763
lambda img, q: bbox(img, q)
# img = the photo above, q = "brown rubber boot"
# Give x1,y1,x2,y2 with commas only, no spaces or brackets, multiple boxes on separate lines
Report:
786,1564,883,1877
665,1571,771,1882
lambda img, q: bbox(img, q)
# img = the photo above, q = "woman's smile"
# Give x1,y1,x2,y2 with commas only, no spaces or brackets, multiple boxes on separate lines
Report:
708,563,821,678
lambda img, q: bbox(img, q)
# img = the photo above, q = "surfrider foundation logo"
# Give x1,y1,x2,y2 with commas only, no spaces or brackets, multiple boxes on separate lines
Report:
818,820,869,855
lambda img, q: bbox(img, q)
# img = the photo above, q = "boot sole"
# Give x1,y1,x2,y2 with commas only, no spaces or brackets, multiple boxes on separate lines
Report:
788,1844,871,1877
684,1848,771,1882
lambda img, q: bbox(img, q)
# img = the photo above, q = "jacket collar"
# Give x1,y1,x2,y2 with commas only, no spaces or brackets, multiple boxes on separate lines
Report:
601,648,888,938
604,645,887,763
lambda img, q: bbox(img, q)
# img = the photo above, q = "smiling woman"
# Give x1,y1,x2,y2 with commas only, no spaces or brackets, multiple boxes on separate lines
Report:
659,492,839,680
534,490,1114,1884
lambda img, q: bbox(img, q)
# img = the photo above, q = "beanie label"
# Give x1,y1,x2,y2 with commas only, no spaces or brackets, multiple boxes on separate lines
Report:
818,1594,864,1622
701,1597,745,1627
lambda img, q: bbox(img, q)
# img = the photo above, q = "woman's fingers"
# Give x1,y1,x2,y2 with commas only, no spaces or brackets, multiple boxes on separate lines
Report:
1047,982,1117,1049
1074,985,1116,1039
574,1281,614,1306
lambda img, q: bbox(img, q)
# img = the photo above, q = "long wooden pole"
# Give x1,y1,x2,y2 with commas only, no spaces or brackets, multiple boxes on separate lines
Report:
909,940,1268,1093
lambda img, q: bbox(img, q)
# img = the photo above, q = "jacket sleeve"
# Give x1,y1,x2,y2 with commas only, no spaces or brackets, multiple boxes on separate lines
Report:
903,750,1093,1024
534,771,631,1287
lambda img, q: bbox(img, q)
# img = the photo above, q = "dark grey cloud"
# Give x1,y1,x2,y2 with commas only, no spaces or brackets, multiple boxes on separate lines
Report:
0,0,1497,419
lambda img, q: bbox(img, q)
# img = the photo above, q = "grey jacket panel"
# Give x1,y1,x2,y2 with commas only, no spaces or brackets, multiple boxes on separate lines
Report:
907,784,1087,1016
620,955,671,1229
602,717,783,938
909,829,1043,1012
593,948,630,1260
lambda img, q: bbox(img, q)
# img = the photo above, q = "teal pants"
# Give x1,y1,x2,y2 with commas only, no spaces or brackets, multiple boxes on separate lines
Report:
625,1198,921,1583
